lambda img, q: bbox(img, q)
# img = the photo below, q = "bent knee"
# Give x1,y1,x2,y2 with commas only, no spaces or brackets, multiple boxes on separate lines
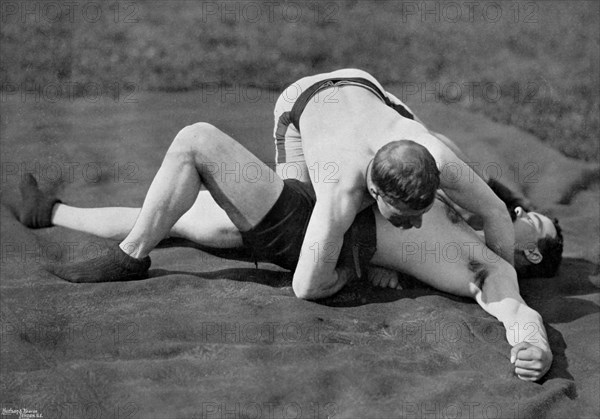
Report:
177,122,219,138
172,122,220,150
168,122,221,162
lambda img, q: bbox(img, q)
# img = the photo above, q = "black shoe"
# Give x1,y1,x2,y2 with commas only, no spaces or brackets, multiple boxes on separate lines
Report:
18,174,60,228
45,240,151,283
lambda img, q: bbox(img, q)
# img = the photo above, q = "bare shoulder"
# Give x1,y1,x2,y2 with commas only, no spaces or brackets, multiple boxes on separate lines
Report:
312,158,366,218
304,139,367,188
410,131,455,167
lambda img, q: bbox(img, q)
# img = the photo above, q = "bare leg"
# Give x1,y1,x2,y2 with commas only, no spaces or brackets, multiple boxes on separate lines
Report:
52,191,243,248
52,204,140,240
121,122,282,258
47,122,282,282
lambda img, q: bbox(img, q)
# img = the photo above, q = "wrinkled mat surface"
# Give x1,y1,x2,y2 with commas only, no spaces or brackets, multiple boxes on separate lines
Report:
1,90,598,418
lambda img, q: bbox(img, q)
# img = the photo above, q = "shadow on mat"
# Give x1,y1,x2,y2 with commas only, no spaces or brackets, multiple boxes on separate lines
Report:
151,259,578,389
545,323,576,385
159,238,600,317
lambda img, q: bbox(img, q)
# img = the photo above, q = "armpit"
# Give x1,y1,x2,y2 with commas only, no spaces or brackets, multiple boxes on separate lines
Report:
468,259,489,290
436,193,467,226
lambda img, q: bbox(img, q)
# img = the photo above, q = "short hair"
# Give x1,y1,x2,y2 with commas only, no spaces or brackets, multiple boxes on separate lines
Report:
371,140,440,211
516,218,564,278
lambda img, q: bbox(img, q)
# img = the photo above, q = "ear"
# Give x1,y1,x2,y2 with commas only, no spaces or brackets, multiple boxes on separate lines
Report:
524,247,543,264
369,187,379,200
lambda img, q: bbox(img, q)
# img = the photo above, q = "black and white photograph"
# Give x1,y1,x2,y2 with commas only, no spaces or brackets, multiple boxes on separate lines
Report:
1,1,598,418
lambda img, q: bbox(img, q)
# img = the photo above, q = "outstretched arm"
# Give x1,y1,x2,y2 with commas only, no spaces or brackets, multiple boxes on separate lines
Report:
471,262,552,381
370,201,552,380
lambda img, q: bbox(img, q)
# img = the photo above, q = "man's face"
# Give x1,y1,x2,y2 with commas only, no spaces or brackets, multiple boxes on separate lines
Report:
513,207,557,262
372,189,432,229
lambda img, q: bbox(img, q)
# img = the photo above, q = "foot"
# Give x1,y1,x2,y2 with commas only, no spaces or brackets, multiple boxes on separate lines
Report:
18,174,60,228
45,239,151,283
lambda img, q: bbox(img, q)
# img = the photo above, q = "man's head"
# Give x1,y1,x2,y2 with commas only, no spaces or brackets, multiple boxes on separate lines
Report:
368,140,440,229
512,206,564,278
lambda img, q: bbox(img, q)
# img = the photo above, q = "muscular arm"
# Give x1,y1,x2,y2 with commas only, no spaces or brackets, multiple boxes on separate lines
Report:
471,262,552,380
429,131,533,212
431,140,515,265
291,186,362,300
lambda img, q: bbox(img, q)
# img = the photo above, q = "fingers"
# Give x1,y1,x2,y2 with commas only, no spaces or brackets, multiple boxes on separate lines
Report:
515,363,546,381
369,267,400,289
515,370,540,381
513,347,542,361
369,268,390,288
370,272,384,287
510,341,530,363
510,342,551,381
514,359,542,370
378,274,390,288
514,361,545,380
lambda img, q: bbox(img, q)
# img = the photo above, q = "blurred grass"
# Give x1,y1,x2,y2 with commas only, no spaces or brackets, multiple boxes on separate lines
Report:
1,0,598,162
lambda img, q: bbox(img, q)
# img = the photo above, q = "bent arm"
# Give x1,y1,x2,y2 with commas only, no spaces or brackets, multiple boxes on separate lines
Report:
429,131,533,212
291,189,361,300
433,144,515,265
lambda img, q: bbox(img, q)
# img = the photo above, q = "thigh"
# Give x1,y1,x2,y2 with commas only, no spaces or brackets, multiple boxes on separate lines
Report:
188,124,284,232
171,190,243,248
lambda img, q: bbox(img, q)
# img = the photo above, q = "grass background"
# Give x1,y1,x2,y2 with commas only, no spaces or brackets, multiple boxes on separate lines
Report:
1,0,598,162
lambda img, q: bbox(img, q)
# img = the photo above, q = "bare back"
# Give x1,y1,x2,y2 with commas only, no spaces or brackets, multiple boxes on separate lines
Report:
298,81,516,267
299,85,431,209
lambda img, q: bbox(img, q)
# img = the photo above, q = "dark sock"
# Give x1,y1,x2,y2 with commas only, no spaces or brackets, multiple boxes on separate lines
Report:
19,174,60,228
45,240,151,283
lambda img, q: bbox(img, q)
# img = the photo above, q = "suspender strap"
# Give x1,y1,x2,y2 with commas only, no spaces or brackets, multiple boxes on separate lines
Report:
289,77,413,132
